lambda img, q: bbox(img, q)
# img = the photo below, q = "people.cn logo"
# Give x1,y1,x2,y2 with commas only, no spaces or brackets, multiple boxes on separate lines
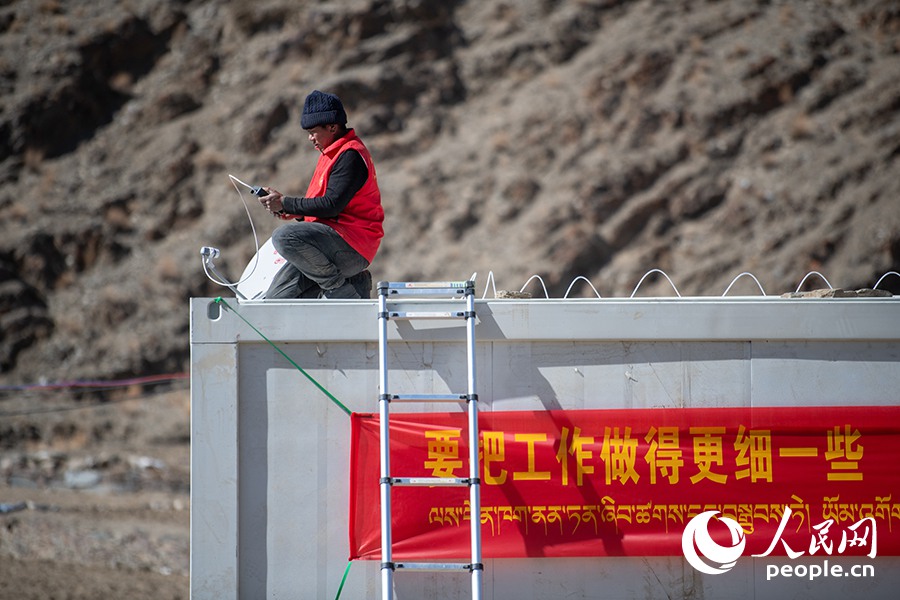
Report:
682,510,747,575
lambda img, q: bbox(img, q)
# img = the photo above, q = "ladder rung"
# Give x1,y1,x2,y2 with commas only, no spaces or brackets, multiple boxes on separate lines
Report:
387,311,467,319
390,393,466,403
391,477,470,487
380,281,471,289
387,288,467,297
394,562,473,572
378,281,474,297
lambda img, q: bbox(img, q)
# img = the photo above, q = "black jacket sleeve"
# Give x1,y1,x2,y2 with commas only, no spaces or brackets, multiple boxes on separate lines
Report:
281,150,368,218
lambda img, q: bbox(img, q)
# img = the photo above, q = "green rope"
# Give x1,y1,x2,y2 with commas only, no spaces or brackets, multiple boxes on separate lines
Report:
214,297,352,416
334,561,353,600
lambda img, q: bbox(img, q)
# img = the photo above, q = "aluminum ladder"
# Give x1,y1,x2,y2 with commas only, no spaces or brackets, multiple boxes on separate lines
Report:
376,280,483,599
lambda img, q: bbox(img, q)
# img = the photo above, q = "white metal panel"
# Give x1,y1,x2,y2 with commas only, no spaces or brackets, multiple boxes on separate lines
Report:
194,296,900,344
750,341,900,406
190,341,240,600
264,365,352,597
488,341,751,411
236,342,377,598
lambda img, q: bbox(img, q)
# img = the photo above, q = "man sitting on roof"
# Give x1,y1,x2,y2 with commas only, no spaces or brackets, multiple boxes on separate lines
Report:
257,90,384,299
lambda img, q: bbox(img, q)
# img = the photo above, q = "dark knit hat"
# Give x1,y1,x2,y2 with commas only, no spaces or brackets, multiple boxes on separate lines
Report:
300,90,347,129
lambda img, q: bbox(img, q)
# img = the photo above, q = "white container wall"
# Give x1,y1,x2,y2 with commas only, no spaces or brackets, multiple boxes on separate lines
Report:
190,296,900,599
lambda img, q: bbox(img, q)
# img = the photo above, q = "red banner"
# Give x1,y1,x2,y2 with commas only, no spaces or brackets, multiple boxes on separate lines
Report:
349,407,900,560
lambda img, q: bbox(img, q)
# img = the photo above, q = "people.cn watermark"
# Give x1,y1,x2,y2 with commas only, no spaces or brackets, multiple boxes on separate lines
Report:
681,508,877,581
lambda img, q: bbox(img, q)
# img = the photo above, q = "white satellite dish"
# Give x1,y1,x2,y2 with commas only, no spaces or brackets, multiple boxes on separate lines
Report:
236,237,288,300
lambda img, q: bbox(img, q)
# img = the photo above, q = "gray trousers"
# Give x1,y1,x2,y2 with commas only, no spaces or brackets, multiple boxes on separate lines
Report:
265,221,369,299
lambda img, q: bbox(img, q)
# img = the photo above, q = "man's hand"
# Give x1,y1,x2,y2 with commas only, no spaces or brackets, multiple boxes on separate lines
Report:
258,189,285,215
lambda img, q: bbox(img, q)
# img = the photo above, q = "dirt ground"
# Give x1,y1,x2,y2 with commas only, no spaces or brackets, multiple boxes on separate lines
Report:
0,387,190,600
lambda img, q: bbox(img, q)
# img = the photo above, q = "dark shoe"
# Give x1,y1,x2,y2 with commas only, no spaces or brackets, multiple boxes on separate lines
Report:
322,280,362,299
347,270,373,299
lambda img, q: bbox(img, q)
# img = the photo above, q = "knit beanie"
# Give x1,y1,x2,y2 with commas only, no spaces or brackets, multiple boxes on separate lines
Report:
300,90,347,129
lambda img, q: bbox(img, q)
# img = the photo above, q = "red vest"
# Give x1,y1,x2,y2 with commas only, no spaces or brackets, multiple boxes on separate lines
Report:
284,130,384,263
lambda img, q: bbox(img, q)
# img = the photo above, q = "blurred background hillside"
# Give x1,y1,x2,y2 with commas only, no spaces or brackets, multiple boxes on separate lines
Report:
1,0,898,386
0,1,898,597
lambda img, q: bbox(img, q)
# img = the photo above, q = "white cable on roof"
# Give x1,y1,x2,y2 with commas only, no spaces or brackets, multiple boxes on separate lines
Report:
519,274,550,298
462,269,895,300
470,271,498,299
563,276,602,299
794,271,833,293
630,269,681,298
874,271,900,290
722,272,767,297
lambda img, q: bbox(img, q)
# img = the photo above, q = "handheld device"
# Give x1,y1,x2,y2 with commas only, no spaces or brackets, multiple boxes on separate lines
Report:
230,174,268,197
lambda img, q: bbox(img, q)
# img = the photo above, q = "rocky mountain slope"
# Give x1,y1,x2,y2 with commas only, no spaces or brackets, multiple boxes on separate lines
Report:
1,0,899,386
